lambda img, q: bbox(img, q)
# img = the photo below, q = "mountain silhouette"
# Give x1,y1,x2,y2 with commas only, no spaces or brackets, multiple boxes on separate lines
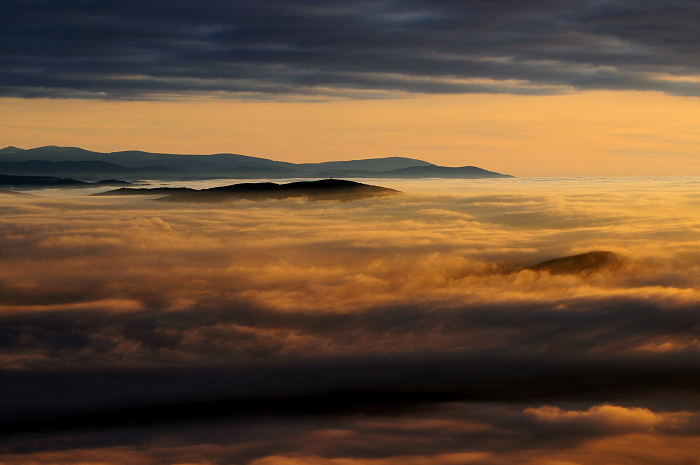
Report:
0,145,513,181
0,146,23,154
97,179,400,202
0,160,182,180
527,251,622,275
0,174,131,189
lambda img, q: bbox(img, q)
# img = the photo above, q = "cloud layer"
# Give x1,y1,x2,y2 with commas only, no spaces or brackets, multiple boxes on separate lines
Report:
3,1,700,99
1,177,700,463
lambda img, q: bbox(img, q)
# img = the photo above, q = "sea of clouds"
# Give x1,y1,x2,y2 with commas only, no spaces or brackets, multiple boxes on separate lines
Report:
1,177,699,464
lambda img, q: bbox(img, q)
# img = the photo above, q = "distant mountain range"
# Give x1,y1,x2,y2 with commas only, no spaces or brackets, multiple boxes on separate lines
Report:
0,146,513,181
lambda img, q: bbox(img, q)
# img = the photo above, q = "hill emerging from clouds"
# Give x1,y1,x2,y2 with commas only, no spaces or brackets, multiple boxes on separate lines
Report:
0,145,513,181
97,179,400,202
526,251,623,275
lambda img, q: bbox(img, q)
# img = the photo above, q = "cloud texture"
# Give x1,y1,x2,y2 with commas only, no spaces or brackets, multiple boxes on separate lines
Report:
1,177,700,463
3,0,700,99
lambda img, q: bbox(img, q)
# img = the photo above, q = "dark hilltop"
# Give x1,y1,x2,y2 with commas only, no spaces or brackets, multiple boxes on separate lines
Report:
526,251,623,275
97,179,400,202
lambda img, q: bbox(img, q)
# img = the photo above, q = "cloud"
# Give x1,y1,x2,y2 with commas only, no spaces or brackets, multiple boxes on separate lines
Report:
523,404,659,434
3,402,700,464
3,1,700,99
1,183,699,373
1,179,700,463
248,453,491,465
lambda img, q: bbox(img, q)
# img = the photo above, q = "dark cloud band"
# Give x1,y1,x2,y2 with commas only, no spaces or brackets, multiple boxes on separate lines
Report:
2,0,700,99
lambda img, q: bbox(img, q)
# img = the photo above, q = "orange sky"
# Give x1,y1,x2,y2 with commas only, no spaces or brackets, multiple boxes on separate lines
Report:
2,90,700,177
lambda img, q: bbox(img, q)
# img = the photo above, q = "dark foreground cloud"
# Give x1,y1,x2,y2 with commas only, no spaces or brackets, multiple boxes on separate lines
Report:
3,398,700,464
2,0,700,99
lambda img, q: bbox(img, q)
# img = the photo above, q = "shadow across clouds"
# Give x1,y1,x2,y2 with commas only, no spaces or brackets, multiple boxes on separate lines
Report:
3,335,700,435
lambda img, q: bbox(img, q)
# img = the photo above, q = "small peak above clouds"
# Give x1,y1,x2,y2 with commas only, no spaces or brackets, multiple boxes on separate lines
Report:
527,251,623,275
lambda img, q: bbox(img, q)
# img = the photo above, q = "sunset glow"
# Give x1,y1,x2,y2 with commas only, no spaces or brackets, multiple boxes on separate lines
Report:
3,91,700,176
2,1,700,464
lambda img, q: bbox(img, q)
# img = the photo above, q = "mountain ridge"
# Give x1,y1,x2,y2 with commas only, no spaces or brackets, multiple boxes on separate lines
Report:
0,173,131,189
96,179,400,202
0,145,513,181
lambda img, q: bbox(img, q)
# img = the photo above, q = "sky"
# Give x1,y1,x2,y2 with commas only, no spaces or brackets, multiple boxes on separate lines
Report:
2,0,700,176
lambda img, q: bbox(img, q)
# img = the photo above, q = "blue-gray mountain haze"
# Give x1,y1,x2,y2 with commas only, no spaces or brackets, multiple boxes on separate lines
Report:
0,146,512,181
